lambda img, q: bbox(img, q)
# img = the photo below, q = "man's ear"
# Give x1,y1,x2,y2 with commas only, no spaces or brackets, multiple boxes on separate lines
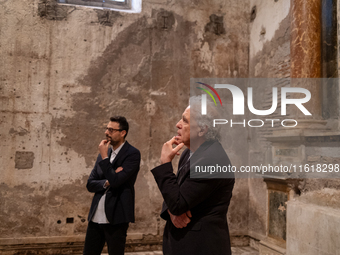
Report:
121,130,127,138
198,126,208,137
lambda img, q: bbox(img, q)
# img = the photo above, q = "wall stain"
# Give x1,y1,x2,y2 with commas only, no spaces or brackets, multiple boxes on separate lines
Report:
249,14,291,77
95,10,122,27
156,10,175,30
53,12,199,168
9,127,29,136
15,151,35,169
0,178,90,238
38,0,69,21
205,14,226,36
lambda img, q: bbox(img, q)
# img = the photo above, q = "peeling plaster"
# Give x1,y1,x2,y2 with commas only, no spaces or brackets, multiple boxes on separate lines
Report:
249,0,290,58
1,0,251,244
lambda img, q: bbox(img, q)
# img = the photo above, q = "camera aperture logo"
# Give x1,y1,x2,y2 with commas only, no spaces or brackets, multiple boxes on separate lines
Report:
196,82,223,114
197,83,312,128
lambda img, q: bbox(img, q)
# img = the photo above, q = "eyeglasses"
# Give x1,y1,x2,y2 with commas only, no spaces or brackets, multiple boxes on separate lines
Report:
105,127,122,133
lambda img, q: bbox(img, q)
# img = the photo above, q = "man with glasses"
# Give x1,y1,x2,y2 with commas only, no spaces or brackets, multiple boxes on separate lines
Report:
84,116,141,255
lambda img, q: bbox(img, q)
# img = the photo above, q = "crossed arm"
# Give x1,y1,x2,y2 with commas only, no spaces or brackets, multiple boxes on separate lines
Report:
86,153,107,193
98,151,140,189
87,140,140,192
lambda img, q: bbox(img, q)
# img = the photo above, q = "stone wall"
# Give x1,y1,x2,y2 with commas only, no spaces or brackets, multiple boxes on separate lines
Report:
0,0,250,251
247,1,340,254
287,189,340,255
247,0,291,241
3,0,339,253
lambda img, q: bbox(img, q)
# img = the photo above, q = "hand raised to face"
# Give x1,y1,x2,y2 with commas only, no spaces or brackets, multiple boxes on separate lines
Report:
160,136,184,164
99,140,111,159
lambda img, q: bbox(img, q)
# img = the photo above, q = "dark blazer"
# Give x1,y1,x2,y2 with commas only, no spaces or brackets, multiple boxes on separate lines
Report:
86,141,141,225
151,140,235,255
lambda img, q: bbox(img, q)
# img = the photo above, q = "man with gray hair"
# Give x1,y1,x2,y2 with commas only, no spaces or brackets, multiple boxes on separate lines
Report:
189,95,222,141
151,96,235,255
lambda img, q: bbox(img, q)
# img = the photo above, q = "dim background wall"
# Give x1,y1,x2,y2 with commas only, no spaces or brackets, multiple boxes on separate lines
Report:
0,0,250,246
247,0,291,241
247,1,340,253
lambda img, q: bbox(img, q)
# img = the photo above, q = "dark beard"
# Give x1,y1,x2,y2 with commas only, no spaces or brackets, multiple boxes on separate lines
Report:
110,140,119,147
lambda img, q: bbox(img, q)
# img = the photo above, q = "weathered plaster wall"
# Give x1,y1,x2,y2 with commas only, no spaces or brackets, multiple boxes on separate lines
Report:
248,1,340,250
249,0,290,60
247,0,291,240
287,189,340,255
0,0,250,247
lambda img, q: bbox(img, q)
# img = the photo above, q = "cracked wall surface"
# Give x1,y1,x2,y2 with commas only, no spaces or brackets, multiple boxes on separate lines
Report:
0,0,250,246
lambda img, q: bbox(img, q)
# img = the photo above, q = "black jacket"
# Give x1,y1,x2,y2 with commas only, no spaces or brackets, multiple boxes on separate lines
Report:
86,141,141,225
151,140,235,255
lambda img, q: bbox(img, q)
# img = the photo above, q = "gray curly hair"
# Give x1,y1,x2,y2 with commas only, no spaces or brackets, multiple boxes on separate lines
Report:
189,96,221,141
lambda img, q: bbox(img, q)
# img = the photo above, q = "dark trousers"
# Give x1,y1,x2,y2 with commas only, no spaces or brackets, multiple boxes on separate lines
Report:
83,221,129,255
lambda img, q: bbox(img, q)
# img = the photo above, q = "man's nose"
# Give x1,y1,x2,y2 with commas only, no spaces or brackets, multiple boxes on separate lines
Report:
176,120,181,128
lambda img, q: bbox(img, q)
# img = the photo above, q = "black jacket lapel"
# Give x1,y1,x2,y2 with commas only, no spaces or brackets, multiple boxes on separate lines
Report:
111,141,130,166
178,141,215,184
